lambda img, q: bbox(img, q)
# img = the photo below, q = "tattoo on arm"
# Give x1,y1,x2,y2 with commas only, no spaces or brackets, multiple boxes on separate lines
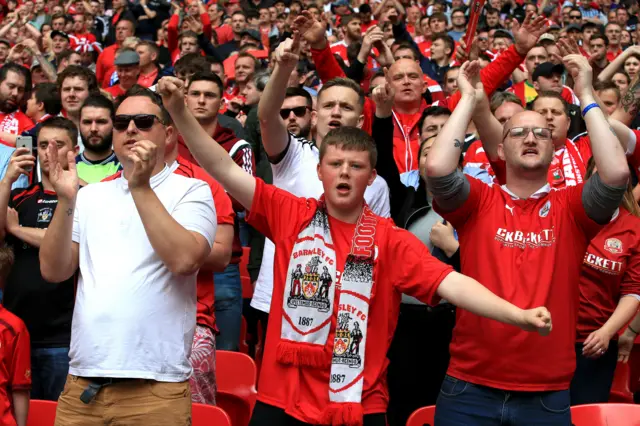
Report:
66,208,73,216
622,82,640,114
453,139,463,149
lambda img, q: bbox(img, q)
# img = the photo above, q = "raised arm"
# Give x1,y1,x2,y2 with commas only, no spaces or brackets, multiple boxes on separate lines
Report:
39,145,79,283
566,54,629,187
257,36,300,160
427,61,481,177
158,77,256,210
0,148,35,242
598,46,640,83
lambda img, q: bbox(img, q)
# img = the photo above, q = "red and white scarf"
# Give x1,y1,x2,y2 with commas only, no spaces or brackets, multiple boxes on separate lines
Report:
277,200,377,426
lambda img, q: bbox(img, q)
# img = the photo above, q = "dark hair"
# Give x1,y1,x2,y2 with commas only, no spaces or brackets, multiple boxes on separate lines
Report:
590,33,609,46
429,12,448,24
393,41,419,60
187,70,224,95
0,62,31,90
594,80,620,100
116,85,171,125
445,66,460,80
174,53,210,78
319,126,377,168
51,12,66,22
246,9,259,20
485,6,499,15
318,77,365,109
0,246,14,287
341,14,360,27
178,30,198,43
531,90,570,116
58,48,80,63
37,116,78,146
33,83,62,116
433,33,455,55
231,10,246,19
418,106,451,136
451,7,466,18
81,94,115,119
285,87,312,108
56,65,98,92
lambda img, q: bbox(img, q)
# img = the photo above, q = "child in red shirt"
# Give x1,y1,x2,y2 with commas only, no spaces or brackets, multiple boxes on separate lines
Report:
0,246,30,426
158,75,552,426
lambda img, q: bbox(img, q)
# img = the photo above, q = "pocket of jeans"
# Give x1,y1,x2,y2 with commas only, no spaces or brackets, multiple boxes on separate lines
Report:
148,381,190,400
539,391,570,414
439,375,468,397
59,375,78,398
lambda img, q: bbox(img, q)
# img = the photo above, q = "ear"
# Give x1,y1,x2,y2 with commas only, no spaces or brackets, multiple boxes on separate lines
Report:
311,109,317,128
497,142,506,161
367,167,377,186
316,161,322,181
533,81,540,91
73,144,80,155
356,113,364,129
37,100,45,112
165,123,175,143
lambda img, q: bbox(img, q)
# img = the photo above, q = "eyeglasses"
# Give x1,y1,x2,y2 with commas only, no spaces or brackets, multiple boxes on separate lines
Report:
279,106,309,119
569,15,582,19
113,114,163,131
503,127,552,140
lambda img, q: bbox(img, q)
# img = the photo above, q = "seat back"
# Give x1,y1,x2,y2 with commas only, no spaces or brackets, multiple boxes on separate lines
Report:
216,350,258,426
610,362,634,403
27,400,57,426
192,403,231,426
571,403,640,426
406,405,436,426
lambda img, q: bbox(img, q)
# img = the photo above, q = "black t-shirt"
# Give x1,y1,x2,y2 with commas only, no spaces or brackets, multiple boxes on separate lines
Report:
3,183,75,349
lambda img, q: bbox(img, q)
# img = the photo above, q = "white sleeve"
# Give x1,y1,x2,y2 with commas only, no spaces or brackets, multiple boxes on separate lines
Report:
172,180,217,248
271,134,303,181
365,176,391,218
72,191,82,243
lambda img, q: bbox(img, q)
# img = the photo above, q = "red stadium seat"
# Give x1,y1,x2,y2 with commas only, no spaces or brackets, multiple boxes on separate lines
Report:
571,403,640,426
610,362,634,403
406,405,436,426
192,403,231,426
216,350,258,426
27,400,57,426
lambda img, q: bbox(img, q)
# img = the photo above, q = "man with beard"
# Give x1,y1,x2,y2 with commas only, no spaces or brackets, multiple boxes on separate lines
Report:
76,95,120,183
280,87,312,139
0,63,34,146
330,15,362,66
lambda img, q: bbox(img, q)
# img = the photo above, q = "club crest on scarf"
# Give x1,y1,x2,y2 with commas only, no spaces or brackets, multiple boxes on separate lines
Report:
287,256,332,312
333,312,363,368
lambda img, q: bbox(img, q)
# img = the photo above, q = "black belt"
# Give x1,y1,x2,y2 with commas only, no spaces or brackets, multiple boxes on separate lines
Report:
79,377,142,404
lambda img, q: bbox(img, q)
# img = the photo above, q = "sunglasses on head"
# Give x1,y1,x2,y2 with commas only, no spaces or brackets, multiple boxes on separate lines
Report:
113,114,163,131
279,106,310,120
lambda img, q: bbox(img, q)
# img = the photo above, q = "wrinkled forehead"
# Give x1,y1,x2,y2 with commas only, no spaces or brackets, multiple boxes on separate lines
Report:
389,59,422,76
505,111,547,133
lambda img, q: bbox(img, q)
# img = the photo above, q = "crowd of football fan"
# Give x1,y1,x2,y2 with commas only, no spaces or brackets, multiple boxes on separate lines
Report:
0,0,638,424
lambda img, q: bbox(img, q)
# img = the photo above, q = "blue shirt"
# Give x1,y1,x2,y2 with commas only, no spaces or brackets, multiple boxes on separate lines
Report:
0,145,29,190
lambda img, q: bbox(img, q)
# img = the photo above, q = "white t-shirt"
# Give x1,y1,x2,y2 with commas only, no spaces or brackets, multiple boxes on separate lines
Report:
250,134,391,313
69,166,217,382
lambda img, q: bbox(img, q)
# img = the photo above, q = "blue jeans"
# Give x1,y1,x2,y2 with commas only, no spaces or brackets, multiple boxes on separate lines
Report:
214,263,242,351
435,375,572,426
570,341,618,405
31,347,70,401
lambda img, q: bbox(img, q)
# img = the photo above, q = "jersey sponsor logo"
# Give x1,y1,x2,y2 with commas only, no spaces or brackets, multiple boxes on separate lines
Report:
37,199,58,204
539,200,551,218
604,238,623,254
495,227,555,249
584,252,624,275
505,204,515,216
24,369,30,379
37,207,53,223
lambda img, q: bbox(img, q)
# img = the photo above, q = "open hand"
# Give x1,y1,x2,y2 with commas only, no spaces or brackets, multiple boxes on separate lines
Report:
47,142,78,202
458,60,484,102
513,12,548,55
582,327,612,359
563,54,593,99
293,11,327,49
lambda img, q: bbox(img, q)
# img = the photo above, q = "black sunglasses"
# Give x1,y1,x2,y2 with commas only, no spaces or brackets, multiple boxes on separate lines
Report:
113,114,163,131
279,106,310,120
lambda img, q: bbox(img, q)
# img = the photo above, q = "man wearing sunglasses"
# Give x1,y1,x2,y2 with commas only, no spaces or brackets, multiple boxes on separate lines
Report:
427,57,628,425
39,86,217,425
279,87,313,140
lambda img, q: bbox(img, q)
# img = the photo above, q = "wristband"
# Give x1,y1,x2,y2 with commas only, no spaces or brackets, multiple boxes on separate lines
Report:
581,102,600,117
629,325,639,335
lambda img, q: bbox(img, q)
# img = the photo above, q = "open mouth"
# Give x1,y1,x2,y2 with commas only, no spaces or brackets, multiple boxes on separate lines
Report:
336,182,351,194
522,148,538,157
328,120,341,128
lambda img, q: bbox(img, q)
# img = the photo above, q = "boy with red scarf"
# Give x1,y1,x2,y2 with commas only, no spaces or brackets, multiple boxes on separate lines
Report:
157,76,553,426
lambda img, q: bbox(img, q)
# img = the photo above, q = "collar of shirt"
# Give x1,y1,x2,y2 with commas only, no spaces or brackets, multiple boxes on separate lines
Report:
116,164,171,192
501,183,551,200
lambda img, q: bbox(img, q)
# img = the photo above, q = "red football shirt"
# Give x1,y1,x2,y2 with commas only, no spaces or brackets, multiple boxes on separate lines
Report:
0,305,31,426
577,208,640,342
435,177,602,390
0,111,34,142
104,85,126,99
247,179,452,423
173,157,234,331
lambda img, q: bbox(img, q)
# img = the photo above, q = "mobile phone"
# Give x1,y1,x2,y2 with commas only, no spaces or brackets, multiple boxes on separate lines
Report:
15,136,33,172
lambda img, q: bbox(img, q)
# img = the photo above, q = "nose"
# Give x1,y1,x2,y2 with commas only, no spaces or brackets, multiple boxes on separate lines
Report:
339,162,349,175
288,111,296,120
330,104,341,116
198,93,206,104
126,119,138,134
90,121,98,132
